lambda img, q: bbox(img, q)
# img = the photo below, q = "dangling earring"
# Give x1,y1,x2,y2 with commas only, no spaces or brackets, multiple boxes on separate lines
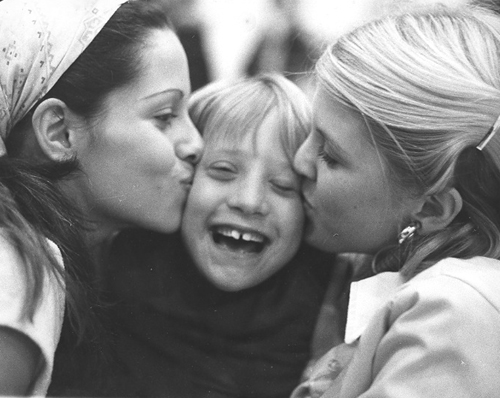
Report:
398,221,421,245
371,245,398,274
371,221,422,275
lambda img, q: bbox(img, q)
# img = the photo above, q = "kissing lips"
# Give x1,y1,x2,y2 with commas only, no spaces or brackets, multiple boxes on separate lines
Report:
211,225,269,254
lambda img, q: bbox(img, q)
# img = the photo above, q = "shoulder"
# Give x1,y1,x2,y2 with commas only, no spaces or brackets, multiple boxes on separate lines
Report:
388,256,500,323
0,229,29,295
340,257,500,398
402,256,500,307
0,229,23,268
0,230,64,395
0,226,64,307
0,229,62,271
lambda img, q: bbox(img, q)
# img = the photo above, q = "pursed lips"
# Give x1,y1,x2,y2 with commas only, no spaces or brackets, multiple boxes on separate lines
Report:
178,167,194,186
302,195,314,210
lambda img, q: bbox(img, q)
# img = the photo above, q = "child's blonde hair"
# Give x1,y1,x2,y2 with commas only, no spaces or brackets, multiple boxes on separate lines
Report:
189,74,312,164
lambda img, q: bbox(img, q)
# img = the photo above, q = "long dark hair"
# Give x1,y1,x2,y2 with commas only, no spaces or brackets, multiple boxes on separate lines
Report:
6,0,174,326
3,0,175,394
0,157,98,338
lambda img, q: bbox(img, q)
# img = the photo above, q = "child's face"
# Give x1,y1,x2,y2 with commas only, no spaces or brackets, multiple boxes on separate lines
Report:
182,112,304,291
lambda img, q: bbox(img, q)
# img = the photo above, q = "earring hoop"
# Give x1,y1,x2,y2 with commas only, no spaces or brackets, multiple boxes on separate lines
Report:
371,244,400,274
398,221,421,245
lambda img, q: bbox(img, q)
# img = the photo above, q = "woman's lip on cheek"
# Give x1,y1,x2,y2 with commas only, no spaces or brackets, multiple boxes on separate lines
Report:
302,196,314,209
179,174,194,186
178,164,195,184
179,181,192,192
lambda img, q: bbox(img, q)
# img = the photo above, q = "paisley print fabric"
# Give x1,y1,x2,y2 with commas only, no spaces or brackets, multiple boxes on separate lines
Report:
0,0,126,155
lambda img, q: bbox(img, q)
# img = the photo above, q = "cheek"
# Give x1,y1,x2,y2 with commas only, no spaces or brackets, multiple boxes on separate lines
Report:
183,176,222,221
315,171,345,217
83,139,179,206
277,198,304,244
315,165,390,218
132,139,178,174
88,146,178,200
107,118,178,168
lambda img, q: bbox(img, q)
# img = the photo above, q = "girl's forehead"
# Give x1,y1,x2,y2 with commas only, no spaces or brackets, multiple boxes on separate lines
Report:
204,127,259,154
201,106,302,164
204,114,268,146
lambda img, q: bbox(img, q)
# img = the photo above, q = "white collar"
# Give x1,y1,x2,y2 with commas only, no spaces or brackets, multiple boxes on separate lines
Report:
344,272,404,344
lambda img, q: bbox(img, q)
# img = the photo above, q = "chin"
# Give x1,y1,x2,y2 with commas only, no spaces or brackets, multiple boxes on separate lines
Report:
202,270,254,292
213,281,247,292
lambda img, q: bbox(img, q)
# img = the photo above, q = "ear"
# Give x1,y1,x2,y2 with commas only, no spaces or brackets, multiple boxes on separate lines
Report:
31,98,82,162
412,188,463,234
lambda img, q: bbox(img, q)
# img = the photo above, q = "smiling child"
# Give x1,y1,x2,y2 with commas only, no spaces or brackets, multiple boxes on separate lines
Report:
182,75,306,291
104,74,352,398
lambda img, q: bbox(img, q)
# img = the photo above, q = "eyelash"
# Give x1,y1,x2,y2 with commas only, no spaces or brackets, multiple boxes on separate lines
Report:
155,113,178,126
208,163,237,180
209,164,297,195
276,184,293,191
274,187,298,199
318,148,337,167
273,182,296,194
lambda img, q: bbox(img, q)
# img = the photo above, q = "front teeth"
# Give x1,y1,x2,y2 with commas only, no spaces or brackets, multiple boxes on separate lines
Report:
242,233,255,242
218,227,264,243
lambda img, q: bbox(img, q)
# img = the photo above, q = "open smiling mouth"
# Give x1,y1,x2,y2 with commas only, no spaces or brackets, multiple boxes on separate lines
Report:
211,226,269,254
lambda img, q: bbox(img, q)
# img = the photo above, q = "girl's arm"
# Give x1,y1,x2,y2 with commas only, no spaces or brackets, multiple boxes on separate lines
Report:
0,327,42,395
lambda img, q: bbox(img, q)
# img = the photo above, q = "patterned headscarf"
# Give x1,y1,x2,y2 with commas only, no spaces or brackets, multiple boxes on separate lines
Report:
0,0,127,156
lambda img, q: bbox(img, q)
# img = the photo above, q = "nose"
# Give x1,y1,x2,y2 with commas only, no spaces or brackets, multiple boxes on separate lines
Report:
176,117,204,165
228,174,270,216
294,133,317,181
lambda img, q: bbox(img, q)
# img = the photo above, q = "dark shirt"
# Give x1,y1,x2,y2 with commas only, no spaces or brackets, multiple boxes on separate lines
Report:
103,230,343,398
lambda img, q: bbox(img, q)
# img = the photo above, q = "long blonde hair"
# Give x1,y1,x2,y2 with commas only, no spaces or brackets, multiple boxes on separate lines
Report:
316,5,500,277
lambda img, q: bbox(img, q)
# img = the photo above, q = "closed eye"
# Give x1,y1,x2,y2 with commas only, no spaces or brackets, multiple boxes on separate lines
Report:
207,161,237,180
274,183,294,192
155,113,178,127
318,148,338,168
271,179,300,196
315,127,343,168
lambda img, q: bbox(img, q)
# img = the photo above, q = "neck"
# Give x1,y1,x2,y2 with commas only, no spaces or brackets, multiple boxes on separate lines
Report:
59,177,121,280
86,225,118,259
86,226,120,287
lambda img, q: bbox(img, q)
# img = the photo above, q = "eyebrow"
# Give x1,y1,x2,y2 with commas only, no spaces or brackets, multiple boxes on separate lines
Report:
206,146,242,155
140,88,184,101
316,127,349,159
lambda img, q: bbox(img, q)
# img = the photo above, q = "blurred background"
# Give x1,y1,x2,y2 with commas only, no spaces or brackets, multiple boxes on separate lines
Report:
152,0,493,93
